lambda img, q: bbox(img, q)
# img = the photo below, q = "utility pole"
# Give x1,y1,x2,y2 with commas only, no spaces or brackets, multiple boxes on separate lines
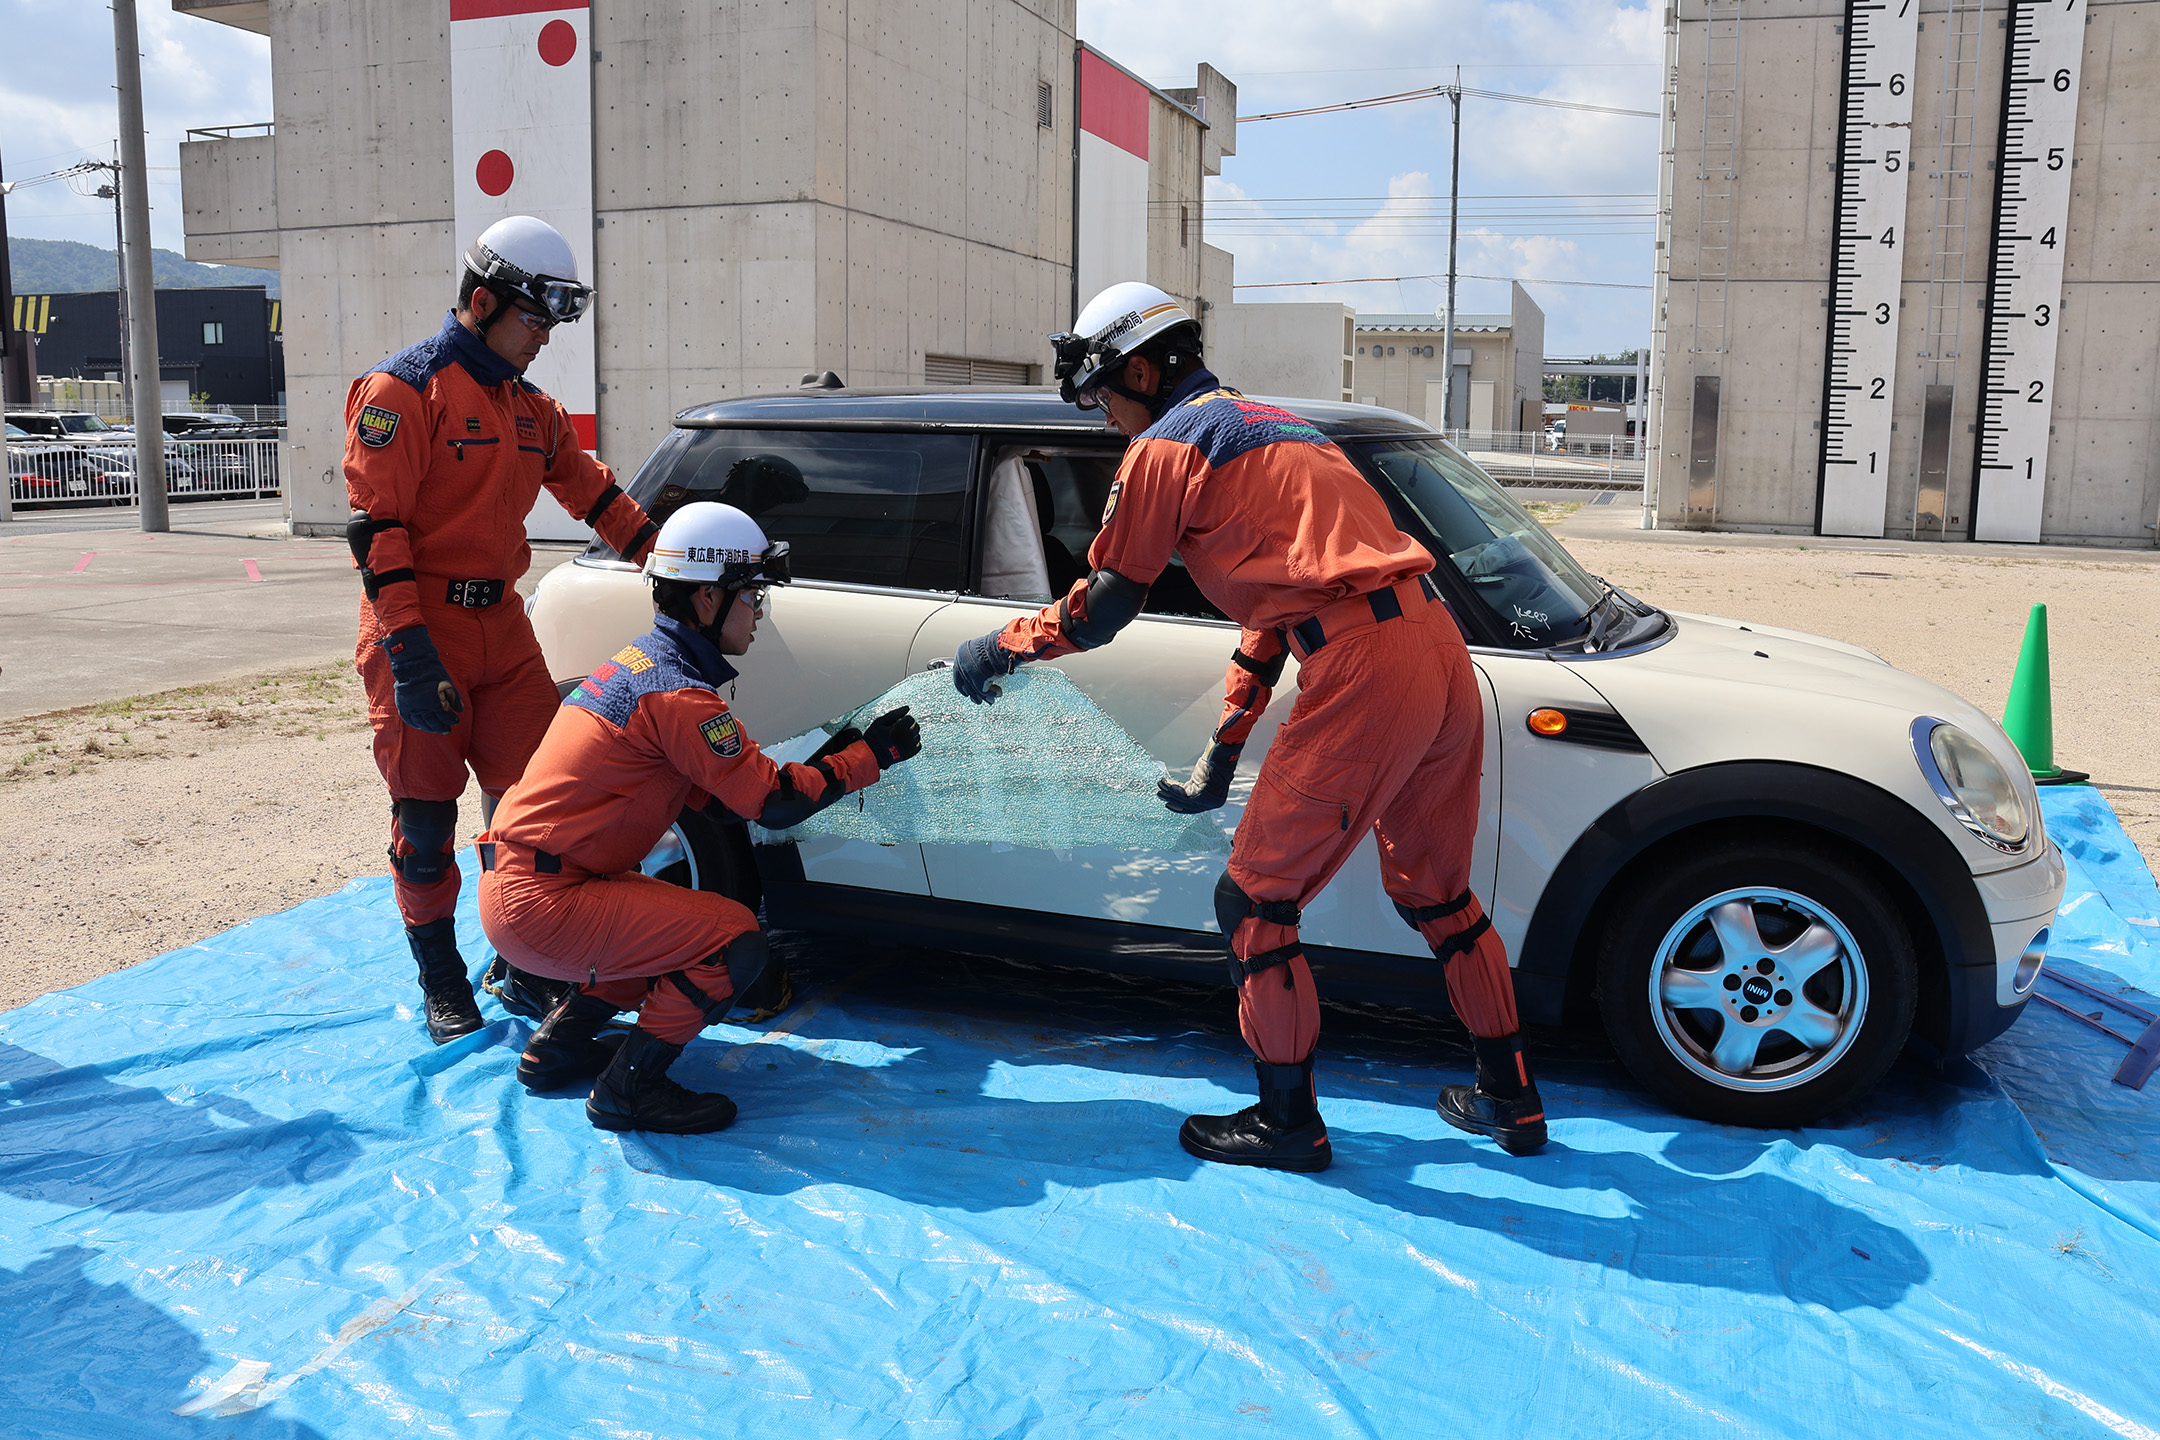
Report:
1439,68,1461,437
112,0,167,531
99,150,130,419
0,138,14,522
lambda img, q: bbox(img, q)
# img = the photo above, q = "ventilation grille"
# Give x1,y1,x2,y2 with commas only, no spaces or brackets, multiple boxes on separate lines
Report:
1532,708,1648,752
925,355,1034,387
1038,81,1054,128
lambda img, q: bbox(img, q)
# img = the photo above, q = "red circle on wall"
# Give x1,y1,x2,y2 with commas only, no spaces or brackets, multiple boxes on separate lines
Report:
475,149,515,197
537,19,577,66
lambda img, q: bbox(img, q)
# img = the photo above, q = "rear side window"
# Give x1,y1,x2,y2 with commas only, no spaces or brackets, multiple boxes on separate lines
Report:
591,429,973,592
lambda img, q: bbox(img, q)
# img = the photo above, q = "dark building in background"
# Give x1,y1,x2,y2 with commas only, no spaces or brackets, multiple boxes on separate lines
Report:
9,286,283,409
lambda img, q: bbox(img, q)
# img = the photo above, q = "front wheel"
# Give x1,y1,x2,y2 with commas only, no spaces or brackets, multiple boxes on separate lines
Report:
640,806,786,1020
1596,839,1917,1127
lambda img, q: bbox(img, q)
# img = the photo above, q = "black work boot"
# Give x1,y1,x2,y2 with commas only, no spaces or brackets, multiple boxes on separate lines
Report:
517,991,625,1092
585,1028,738,1135
482,955,575,1022
407,917,484,1045
1438,1035,1548,1156
1178,1056,1333,1173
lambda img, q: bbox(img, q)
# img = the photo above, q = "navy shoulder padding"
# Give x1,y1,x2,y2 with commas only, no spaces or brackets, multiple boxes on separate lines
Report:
564,629,712,728
1143,389,1335,469
366,332,459,395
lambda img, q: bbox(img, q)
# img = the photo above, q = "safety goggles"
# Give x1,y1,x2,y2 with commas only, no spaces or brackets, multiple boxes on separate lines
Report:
718,540,792,592
471,247,594,325
529,276,593,324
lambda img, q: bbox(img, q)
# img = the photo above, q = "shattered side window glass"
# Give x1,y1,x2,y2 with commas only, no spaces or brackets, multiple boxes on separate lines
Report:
753,668,1230,855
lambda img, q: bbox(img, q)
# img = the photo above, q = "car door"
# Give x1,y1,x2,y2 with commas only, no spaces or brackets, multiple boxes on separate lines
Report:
901,442,1499,958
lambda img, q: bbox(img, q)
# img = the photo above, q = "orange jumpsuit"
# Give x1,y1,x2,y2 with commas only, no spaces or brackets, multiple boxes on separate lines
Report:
343,314,659,927
999,371,1517,1064
477,616,882,1044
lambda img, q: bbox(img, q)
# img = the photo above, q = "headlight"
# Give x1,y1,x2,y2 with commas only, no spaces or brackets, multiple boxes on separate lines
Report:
1911,718,2029,852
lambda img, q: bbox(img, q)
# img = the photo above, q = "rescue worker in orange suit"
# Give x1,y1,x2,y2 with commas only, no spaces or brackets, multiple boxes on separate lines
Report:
951,282,1550,1170
343,215,662,1044
477,503,922,1134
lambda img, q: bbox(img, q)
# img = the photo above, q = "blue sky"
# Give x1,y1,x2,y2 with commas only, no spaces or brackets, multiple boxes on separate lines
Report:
1,0,1658,355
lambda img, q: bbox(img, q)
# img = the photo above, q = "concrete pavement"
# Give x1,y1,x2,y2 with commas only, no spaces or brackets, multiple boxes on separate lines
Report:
0,500,579,719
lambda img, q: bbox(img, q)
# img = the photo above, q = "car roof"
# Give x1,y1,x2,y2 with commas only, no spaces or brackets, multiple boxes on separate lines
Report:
673,386,1437,441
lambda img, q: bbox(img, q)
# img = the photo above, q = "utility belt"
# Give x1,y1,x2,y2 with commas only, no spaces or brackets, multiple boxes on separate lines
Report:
476,837,588,879
1286,572,1440,660
417,574,510,609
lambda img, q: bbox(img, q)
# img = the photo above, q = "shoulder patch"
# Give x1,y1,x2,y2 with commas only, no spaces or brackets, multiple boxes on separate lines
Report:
1101,479,1123,526
699,712,744,758
357,404,401,448
610,645,655,674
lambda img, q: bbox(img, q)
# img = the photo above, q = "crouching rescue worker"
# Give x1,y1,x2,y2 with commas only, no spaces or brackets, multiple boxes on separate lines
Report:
476,503,922,1134
951,282,1550,1170
343,215,662,1045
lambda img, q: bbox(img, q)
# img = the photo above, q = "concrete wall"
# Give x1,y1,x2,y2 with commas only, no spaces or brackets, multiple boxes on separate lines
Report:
1653,0,2160,543
1509,283,1547,433
1353,318,1512,424
185,0,1086,534
1207,301,1353,402
178,133,278,270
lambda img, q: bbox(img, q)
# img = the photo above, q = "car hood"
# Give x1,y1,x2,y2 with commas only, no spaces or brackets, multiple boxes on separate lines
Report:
1570,610,2041,868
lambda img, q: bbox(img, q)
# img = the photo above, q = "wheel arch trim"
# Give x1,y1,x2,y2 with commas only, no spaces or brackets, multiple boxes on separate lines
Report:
1516,760,1996,1048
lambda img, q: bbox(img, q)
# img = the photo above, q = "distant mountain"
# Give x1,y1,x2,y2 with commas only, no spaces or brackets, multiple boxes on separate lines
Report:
6,237,279,298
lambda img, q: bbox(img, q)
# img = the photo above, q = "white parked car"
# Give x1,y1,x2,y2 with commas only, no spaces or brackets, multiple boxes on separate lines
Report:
527,388,2063,1127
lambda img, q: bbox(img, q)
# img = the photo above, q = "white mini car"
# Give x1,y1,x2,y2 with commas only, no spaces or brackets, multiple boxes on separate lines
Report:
528,388,2063,1127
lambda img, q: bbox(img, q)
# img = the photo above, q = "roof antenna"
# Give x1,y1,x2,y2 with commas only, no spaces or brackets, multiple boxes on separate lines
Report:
799,371,844,389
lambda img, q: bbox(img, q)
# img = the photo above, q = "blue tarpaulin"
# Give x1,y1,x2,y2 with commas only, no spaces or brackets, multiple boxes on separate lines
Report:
3,788,2158,1438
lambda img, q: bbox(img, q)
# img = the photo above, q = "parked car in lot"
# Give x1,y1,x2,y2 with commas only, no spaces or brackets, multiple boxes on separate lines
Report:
161,412,280,440
5,410,129,442
526,388,2064,1127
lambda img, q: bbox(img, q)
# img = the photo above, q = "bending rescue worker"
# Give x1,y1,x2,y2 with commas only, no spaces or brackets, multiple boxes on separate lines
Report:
952,281,1550,1170
342,216,662,1045
477,503,922,1135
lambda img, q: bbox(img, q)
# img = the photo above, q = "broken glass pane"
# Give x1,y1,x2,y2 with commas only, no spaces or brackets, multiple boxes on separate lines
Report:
753,667,1231,855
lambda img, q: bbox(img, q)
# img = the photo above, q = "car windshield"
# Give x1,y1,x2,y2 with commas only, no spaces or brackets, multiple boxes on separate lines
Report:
1349,436,1616,649
4,423,27,441
60,415,115,434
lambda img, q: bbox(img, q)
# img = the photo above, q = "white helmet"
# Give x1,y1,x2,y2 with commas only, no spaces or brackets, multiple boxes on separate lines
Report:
463,215,592,324
1049,281,1199,409
644,502,792,589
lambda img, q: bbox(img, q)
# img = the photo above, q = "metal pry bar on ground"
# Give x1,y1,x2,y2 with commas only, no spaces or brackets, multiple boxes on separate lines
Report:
2030,970,2160,1089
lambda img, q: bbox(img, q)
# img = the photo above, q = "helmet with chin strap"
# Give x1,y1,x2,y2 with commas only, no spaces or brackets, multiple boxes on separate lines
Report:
463,216,593,332
644,502,792,592
1049,282,1202,415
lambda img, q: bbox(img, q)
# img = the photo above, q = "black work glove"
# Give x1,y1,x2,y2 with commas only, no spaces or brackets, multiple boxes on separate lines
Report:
379,625,464,734
863,706,922,768
952,631,1018,705
809,725,863,762
1158,742,1242,814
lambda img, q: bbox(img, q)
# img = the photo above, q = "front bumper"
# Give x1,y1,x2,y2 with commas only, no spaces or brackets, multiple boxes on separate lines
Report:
1940,839,2066,1054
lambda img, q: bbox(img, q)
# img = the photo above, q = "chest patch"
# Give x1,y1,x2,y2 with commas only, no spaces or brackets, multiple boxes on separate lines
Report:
700,712,744,758
517,414,539,439
1101,479,1123,526
356,404,400,448
465,416,482,433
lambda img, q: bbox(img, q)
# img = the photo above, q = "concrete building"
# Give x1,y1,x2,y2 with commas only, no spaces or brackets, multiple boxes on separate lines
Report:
1651,0,2160,544
1354,283,1547,431
174,0,1232,538
7,286,284,410
1191,240,1354,403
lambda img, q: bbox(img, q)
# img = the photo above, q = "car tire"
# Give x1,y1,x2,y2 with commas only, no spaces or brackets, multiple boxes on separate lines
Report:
1595,838,1918,1127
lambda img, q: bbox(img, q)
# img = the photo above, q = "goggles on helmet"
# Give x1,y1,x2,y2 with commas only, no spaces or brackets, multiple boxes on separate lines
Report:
718,541,791,592
466,245,594,324
1050,330,1125,410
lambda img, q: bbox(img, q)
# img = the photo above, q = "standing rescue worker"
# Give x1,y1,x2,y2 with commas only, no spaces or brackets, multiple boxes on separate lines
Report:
951,282,1551,1171
344,216,663,1044
477,503,922,1135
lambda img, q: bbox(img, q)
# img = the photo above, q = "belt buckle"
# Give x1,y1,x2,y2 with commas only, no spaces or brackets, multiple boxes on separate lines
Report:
447,578,500,609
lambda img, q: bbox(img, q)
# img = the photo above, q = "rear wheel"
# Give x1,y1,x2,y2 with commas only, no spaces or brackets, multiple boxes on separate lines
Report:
1596,839,1917,1127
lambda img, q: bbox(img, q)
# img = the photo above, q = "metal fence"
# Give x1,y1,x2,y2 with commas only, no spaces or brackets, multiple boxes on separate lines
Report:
6,438,280,508
1442,430,1647,489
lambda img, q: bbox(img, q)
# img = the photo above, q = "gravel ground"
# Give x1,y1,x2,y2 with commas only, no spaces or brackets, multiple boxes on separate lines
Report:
6,533,2154,1016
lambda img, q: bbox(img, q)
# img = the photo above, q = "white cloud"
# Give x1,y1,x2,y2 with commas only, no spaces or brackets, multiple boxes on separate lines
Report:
1,0,271,254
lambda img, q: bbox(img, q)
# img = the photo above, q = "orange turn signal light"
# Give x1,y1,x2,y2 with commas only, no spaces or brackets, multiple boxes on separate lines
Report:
1527,708,1569,737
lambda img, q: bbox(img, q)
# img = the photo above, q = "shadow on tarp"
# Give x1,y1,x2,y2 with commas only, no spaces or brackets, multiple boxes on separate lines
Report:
0,1042,361,1214
0,1246,330,1440
617,946,1931,1310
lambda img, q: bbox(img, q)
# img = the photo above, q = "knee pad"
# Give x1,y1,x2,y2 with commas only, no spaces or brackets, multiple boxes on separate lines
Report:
722,930,771,1003
390,797,459,886
1213,872,1304,988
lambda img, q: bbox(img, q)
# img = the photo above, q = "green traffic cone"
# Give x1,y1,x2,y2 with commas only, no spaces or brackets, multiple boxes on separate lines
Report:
2001,603,2064,781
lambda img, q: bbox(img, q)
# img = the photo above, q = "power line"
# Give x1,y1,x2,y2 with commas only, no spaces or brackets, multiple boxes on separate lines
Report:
1240,84,1657,124
1233,272,1654,292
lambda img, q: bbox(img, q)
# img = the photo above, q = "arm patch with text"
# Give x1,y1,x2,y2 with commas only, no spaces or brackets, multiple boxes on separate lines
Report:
699,713,744,757
357,404,402,448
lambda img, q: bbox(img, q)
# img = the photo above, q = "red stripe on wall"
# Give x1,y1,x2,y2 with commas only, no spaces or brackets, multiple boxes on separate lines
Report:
570,414,598,451
1079,49,1149,161
448,0,586,20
